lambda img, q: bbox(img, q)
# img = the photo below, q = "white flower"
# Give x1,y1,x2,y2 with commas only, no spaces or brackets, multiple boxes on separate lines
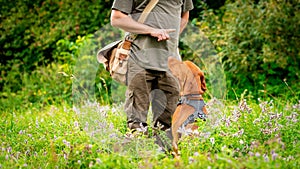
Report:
239,140,244,145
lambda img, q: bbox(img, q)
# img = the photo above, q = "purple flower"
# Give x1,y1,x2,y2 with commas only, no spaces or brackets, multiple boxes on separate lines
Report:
271,150,278,161
210,137,215,145
263,154,269,162
96,158,102,164
189,157,195,164
74,121,79,128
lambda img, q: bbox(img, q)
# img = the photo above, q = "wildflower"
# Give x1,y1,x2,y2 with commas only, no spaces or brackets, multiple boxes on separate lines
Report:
109,133,117,138
89,161,94,168
63,153,68,160
210,137,215,145
219,131,227,136
221,145,227,151
248,151,254,156
78,160,81,164
232,131,239,137
263,154,269,162
19,130,24,135
36,119,39,128
253,118,260,124
7,147,12,153
189,157,195,164
255,152,260,157
239,140,244,145
96,158,102,164
84,122,89,131
25,150,30,156
271,150,278,161
86,144,92,150
225,118,231,127
285,115,292,120
62,140,70,148
23,164,28,167
194,152,200,156
269,114,277,120
109,123,114,129
73,106,81,115
74,121,79,128
238,129,244,135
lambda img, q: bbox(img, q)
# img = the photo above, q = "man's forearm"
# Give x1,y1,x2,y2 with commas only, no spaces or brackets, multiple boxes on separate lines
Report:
111,10,155,34
111,9,175,41
180,11,189,34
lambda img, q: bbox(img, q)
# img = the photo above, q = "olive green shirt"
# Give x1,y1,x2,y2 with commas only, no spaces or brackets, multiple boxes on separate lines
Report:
112,0,194,71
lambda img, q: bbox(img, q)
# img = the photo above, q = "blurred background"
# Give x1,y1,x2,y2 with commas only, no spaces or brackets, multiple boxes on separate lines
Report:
0,0,299,110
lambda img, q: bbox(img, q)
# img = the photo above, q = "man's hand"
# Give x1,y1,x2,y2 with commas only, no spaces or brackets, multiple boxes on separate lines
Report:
150,29,176,41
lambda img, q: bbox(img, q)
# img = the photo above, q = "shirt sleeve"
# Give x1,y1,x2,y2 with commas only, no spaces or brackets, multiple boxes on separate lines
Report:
112,0,133,14
182,0,194,13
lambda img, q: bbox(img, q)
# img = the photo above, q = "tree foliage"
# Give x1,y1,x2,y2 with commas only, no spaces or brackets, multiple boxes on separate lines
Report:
0,0,111,91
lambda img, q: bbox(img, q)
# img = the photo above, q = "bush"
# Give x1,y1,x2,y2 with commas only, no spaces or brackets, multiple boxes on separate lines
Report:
197,0,300,98
0,0,111,93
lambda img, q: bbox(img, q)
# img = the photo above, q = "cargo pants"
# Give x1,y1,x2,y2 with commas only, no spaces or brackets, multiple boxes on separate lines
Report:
124,58,180,132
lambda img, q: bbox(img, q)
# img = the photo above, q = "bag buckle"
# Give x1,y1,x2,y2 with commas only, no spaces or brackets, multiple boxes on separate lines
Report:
125,34,137,42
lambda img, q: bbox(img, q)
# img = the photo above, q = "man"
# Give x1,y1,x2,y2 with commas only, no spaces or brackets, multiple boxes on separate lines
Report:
110,0,193,134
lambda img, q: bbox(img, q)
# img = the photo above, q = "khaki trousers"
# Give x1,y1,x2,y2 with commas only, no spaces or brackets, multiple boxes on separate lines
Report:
125,59,180,131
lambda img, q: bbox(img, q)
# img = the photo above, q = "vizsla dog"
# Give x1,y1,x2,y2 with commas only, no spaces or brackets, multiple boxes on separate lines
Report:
168,57,208,157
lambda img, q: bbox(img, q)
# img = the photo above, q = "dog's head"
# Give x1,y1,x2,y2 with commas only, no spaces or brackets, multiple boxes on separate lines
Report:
168,57,206,95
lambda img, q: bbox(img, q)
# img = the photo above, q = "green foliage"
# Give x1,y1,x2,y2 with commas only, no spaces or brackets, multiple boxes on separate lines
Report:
196,0,300,98
0,34,113,110
0,0,111,93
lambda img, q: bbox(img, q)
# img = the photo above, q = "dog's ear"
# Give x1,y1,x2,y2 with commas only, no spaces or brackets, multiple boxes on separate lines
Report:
168,57,187,78
183,61,207,93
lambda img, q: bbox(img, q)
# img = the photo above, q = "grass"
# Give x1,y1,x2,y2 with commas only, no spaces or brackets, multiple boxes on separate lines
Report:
0,97,299,168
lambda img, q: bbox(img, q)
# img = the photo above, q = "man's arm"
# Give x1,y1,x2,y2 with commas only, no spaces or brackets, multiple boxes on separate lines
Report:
180,11,189,34
110,9,175,41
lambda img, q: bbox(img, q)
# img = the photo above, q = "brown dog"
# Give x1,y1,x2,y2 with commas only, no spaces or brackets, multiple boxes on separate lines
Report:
168,57,208,157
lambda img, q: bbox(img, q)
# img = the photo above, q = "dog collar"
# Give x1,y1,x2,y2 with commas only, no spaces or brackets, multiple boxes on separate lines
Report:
177,94,207,127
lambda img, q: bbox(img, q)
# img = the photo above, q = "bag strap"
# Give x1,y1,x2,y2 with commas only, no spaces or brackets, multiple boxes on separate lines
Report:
122,0,159,50
138,0,159,23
